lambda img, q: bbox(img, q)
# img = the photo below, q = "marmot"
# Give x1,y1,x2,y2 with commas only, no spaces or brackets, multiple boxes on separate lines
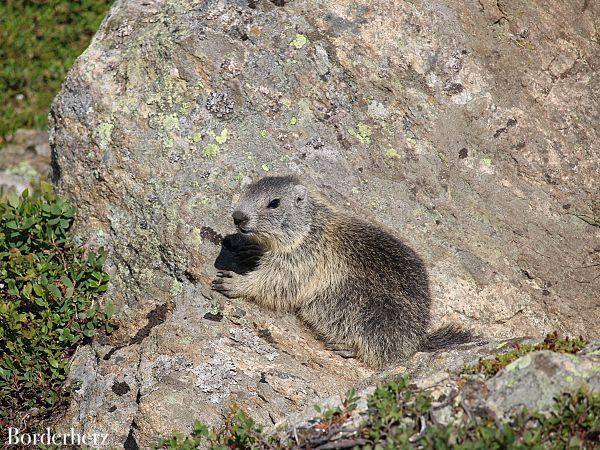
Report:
212,175,472,368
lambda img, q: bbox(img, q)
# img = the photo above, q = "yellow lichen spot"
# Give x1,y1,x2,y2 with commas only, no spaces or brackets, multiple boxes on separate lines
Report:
248,26,262,39
97,122,114,145
178,336,194,345
202,143,219,158
163,114,179,131
386,148,399,158
261,164,270,172
290,34,308,49
259,129,267,138
179,102,192,115
215,128,229,144
190,227,203,247
170,279,183,297
348,122,372,145
289,116,297,125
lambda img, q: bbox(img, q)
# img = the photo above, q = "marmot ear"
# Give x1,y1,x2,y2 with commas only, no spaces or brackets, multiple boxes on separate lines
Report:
294,185,307,204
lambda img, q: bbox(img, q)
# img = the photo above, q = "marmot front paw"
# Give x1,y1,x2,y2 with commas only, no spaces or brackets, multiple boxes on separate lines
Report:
211,270,244,298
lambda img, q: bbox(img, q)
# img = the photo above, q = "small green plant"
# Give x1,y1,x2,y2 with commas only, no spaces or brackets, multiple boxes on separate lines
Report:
540,388,600,447
155,406,275,450
0,183,116,432
463,332,587,377
313,387,360,430
424,388,600,449
363,376,432,445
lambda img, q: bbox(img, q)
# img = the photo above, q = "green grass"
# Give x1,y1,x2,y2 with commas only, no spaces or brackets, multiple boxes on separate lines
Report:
0,0,112,144
0,184,116,435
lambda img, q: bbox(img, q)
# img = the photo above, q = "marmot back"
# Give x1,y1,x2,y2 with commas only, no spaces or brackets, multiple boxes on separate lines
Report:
212,175,472,368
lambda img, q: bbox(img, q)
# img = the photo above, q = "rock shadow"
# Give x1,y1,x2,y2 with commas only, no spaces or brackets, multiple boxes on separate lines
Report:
214,233,264,274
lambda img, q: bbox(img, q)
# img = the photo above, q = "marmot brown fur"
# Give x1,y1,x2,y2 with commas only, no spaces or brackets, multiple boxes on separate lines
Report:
212,175,472,368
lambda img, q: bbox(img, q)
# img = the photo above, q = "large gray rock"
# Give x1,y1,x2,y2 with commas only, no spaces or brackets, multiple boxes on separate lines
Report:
49,0,600,447
486,349,600,419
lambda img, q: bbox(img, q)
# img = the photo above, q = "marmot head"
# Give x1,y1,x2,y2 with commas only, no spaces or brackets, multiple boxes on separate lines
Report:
231,175,312,249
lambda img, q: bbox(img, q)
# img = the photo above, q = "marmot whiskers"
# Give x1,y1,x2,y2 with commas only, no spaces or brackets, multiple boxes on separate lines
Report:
212,175,472,368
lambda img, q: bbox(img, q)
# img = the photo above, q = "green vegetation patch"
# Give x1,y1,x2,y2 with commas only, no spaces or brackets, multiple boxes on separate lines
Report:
0,0,112,144
155,406,276,450
360,377,598,449
0,184,116,432
154,376,599,449
464,332,587,377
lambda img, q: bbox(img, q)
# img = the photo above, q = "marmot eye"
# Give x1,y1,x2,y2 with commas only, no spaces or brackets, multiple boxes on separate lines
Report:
267,199,280,209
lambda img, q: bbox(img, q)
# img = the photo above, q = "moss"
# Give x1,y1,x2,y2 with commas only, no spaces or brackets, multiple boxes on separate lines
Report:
178,102,192,115
463,332,588,377
170,279,183,297
163,136,174,149
177,336,194,346
405,135,417,147
190,227,203,247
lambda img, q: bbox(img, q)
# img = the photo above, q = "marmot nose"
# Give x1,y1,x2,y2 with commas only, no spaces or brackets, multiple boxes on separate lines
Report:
232,210,249,227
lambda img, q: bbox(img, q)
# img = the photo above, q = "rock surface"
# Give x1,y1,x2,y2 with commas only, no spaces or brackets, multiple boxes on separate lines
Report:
0,129,51,195
48,0,599,447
